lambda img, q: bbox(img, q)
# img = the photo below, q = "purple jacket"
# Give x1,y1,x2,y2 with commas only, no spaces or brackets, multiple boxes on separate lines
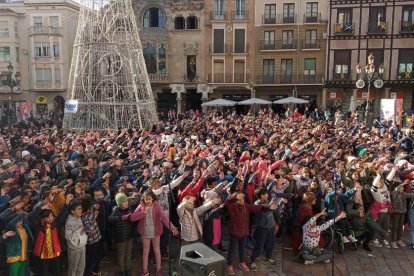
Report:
130,201,175,237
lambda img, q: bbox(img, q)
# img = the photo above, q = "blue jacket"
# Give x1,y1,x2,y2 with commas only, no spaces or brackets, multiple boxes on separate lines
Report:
325,188,356,218
5,214,34,259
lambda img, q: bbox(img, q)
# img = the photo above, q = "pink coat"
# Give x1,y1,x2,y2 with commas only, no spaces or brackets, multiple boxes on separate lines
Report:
130,201,175,237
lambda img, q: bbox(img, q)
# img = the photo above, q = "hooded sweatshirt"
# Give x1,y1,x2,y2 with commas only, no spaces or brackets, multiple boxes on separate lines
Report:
65,215,87,250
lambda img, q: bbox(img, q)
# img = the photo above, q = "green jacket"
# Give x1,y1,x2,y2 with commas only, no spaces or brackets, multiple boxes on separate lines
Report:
347,208,386,237
5,215,34,259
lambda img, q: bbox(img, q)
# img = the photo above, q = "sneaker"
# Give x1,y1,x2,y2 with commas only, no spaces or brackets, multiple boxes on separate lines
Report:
391,242,398,249
324,259,331,263
226,265,236,275
397,240,406,247
238,262,250,272
342,236,350,243
250,262,258,272
383,240,391,248
304,260,314,265
371,239,383,248
267,258,275,265
348,236,358,243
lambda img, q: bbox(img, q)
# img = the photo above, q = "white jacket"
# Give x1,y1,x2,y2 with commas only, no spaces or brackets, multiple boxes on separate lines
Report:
65,215,88,250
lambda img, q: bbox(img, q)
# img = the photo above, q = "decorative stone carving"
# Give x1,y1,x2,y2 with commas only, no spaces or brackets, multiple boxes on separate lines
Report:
197,84,213,100
170,83,186,100
183,43,199,56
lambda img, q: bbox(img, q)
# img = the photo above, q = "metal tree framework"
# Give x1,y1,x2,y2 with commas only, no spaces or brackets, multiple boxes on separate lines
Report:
64,0,158,130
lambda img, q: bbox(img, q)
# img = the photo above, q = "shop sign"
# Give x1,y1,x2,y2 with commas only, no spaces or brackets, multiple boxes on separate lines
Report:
64,100,79,114
35,96,48,104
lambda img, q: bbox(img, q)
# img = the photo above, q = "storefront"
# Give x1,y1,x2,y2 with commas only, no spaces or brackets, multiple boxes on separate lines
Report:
356,90,376,113
326,90,343,110
35,96,48,119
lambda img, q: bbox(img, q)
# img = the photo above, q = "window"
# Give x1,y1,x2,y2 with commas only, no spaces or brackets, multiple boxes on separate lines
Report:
174,17,185,29
187,16,198,29
213,29,225,53
368,7,386,33
398,49,414,79
55,68,61,83
16,47,19,62
33,16,44,32
34,42,50,57
35,68,52,83
235,0,246,19
49,16,59,28
187,55,197,80
281,59,293,83
283,3,295,23
305,2,319,22
14,22,18,38
304,58,316,83
214,0,225,20
234,29,245,53
264,4,276,24
305,29,317,48
263,59,275,83
402,6,414,32
334,50,351,79
336,9,352,33
143,8,165,28
0,21,9,37
264,31,275,50
0,47,10,62
234,60,245,83
143,43,157,73
213,59,224,82
53,43,60,57
282,30,294,48
158,45,166,74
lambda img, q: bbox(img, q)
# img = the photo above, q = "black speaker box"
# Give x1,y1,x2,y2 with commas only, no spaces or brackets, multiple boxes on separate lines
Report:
179,242,226,276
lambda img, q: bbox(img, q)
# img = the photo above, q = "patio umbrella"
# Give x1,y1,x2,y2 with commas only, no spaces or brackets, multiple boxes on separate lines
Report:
273,97,309,104
201,98,237,107
237,97,272,105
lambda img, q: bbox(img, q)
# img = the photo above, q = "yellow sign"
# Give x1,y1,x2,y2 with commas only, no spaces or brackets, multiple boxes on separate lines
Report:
35,96,48,104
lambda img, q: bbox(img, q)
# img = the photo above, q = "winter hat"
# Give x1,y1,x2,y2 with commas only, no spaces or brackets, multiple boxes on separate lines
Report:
115,193,128,207
22,151,31,158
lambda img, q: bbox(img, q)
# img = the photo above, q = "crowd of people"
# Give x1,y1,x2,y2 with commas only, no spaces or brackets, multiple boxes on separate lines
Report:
0,107,413,276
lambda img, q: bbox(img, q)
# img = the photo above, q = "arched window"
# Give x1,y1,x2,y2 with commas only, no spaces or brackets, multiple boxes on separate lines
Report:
186,16,198,29
143,8,166,28
143,43,157,73
174,16,185,29
158,45,166,74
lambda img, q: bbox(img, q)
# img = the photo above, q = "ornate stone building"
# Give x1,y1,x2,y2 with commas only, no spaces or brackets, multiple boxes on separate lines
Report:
132,0,206,113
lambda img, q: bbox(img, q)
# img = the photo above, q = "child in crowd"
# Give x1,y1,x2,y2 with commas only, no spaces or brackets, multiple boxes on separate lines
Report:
130,190,179,276
108,193,134,276
65,199,87,276
299,209,347,265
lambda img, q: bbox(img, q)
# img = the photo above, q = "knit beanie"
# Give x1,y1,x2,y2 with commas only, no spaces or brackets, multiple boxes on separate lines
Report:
115,193,128,207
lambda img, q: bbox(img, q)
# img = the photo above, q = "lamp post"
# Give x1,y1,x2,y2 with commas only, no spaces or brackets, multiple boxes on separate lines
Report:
355,53,384,123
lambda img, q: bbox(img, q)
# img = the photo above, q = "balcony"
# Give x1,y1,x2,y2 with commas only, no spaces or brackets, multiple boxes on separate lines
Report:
262,14,297,25
209,11,228,21
209,43,229,54
148,73,169,82
231,10,248,21
29,26,62,36
34,81,62,89
259,40,298,51
334,23,355,35
367,21,387,34
140,27,169,37
304,12,322,23
400,21,414,33
255,74,323,84
208,73,248,83
301,39,321,49
232,43,249,54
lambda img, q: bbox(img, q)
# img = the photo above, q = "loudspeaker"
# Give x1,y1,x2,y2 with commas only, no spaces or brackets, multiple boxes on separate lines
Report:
179,242,226,276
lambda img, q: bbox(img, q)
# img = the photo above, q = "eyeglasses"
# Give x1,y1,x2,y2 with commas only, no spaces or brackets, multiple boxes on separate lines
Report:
75,207,83,211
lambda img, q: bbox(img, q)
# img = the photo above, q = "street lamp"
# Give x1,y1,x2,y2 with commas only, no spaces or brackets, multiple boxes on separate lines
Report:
355,53,384,123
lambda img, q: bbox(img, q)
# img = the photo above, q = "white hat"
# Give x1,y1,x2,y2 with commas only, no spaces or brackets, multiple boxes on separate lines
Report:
2,159,12,166
347,156,357,163
22,150,31,158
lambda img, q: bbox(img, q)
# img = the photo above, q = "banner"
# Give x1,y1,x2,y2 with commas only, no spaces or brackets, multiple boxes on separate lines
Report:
380,99,395,122
64,100,78,114
18,102,33,122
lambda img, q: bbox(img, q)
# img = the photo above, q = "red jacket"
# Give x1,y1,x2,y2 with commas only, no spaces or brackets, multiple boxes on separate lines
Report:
225,199,264,238
33,222,62,259
130,201,176,237
178,177,205,202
